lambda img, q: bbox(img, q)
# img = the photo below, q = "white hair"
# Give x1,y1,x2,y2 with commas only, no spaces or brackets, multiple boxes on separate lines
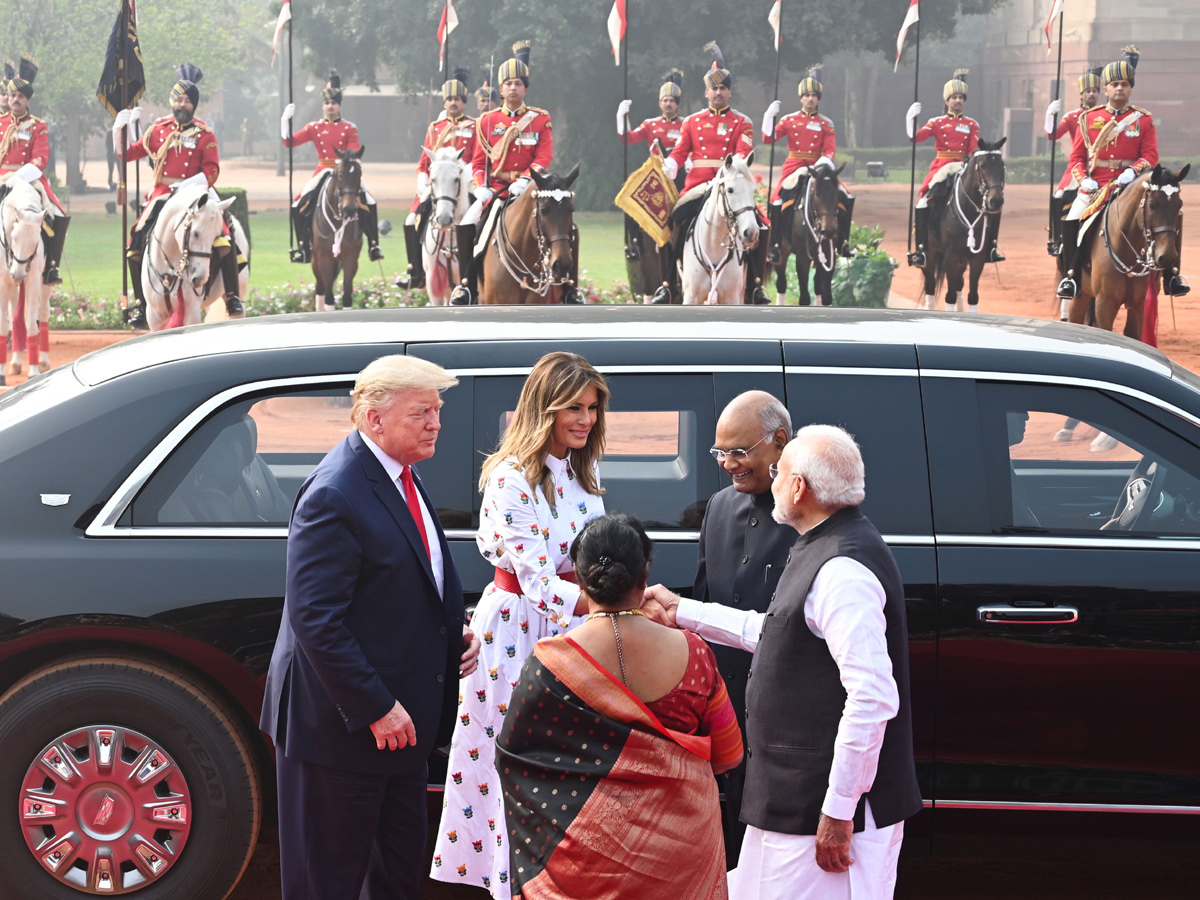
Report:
756,395,792,437
789,424,865,509
350,355,458,428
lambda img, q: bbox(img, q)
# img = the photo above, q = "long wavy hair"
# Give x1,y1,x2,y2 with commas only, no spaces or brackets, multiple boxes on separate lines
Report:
480,352,609,507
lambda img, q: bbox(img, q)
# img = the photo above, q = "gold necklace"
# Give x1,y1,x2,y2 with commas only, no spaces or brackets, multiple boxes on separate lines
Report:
585,608,645,621
586,609,645,685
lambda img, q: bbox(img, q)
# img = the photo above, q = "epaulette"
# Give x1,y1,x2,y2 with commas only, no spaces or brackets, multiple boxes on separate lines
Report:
191,118,213,133
526,106,549,117
341,119,356,128
1131,105,1152,118
818,113,834,126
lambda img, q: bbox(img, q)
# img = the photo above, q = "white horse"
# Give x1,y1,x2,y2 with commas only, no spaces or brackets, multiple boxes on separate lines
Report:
142,185,246,330
680,152,760,305
0,179,48,383
421,146,472,306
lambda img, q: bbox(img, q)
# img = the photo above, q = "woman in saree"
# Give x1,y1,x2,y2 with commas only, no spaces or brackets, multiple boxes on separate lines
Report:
498,515,743,899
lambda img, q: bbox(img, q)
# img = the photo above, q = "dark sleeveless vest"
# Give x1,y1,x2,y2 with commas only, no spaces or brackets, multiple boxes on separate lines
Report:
740,505,922,835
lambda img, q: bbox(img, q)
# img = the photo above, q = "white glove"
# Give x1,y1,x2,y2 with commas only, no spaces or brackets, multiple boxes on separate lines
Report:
417,172,430,194
616,99,632,135
280,103,296,141
129,106,142,126
762,100,782,139
1116,167,1137,186
664,157,679,180
684,158,693,173
906,101,922,139
172,172,209,191
113,108,130,131
1044,98,1062,136
509,176,532,197
14,163,41,183
474,186,494,204
1080,177,1099,193
814,155,834,171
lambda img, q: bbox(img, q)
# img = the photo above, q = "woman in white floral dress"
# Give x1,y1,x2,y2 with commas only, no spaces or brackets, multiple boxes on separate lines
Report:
431,352,609,897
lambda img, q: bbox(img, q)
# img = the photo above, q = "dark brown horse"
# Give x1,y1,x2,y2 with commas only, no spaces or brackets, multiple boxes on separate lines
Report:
311,148,364,311
919,137,1006,311
1069,163,1190,337
481,165,581,305
625,221,674,303
771,162,845,307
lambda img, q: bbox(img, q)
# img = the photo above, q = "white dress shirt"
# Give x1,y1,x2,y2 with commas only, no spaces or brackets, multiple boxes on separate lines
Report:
358,431,445,597
677,555,899,821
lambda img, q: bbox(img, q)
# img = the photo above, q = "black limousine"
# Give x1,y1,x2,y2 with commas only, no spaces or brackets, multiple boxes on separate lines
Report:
1,307,1198,899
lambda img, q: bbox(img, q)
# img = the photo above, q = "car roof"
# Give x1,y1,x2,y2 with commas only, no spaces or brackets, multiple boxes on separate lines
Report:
73,307,1174,386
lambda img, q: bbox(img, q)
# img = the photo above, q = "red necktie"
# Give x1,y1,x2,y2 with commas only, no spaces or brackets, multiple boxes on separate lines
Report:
401,466,431,559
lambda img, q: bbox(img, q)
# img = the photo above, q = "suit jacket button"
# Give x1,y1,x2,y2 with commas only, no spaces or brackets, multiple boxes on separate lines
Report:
750,518,757,526
439,626,448,635
733,593,741,604
436,673,445,683
742,555,749,564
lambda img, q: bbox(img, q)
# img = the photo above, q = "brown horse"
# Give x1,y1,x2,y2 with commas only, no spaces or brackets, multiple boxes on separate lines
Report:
1068,164,1190,337
919,137,1006,311
311,148,364,311
771,162,845,307
481,165,581,305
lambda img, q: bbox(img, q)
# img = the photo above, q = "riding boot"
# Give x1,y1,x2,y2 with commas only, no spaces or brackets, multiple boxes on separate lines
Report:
123,254,148,329
1166,216,1190,296
449,224,477,305
42,215,70,285
360,203,384,261
908,206,928,267
766,205,783,266
744,228,771,305
624,216,642,262
394,222,426,289
1056,218,1081,300
651,221,687,303
562,225,583,304
218,247,244,317
986,211,1005,262
289,206,312,263
837,195,856,257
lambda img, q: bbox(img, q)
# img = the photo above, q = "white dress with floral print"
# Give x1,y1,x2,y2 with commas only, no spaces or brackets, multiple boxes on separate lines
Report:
430,454,603,896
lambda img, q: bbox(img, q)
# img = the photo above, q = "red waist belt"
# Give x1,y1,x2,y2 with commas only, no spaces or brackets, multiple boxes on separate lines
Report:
493,567,577,595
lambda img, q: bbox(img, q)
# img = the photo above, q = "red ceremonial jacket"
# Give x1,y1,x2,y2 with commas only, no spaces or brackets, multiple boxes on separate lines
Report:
912,112,979,197
418,115,477,176
471,105,553,191
1049,106,1087,191
1068,104,1158,189
621,115,684,156
124,116,220,201
284,116,362,178
667,106,755,193
764,110,837,202
0,112,62,208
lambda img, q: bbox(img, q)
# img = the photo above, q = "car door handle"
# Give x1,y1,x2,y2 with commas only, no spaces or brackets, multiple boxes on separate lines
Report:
977,605,1079,625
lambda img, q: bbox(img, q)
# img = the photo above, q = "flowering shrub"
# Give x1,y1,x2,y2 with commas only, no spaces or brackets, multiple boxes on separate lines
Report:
49,293,126,329
243,277,432,316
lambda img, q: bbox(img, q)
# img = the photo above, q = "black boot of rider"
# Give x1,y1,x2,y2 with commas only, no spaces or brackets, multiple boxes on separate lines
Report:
1166,273,1191,297
986,211,1005,263
361,204,384,261
394,222,426,289
837,195,856,258
123,254,148,329
766,205,784,266
650,223,687,303
449,224,477,305
1057,218,1081,300
908,206,928,267
745,229,771,305
218,248,244,317
42,215,70,285
289,207,312,263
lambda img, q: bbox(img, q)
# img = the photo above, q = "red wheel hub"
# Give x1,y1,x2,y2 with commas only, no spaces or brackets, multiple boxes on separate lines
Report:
18,726,192,894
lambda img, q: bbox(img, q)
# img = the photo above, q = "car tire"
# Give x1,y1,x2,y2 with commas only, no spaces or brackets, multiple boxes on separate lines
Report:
0,656,262,900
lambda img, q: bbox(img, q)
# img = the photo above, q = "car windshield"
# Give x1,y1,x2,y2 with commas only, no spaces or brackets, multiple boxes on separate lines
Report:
0,366,86,437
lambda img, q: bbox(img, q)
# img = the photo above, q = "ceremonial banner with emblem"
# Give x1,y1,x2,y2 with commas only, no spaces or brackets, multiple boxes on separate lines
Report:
96,0,145,117
615,153,678,247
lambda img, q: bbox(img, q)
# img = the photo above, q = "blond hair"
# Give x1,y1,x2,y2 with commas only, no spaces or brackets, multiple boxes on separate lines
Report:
350,355,459,428
480,352,608,506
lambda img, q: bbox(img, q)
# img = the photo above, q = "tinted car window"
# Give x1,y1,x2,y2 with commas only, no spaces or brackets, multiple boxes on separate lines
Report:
979,383,1200,536
131,387,352,526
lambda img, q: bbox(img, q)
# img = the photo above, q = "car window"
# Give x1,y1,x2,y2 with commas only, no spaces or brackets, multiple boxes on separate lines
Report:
131,387,352,527
980,383,1200,536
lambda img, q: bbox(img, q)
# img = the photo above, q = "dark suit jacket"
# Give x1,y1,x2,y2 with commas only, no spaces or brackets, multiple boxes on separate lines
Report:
260,430,465,776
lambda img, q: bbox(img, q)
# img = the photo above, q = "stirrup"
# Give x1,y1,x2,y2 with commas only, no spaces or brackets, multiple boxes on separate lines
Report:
290,246,311,264
43,265,62,285
224,295,245,317
1166,274,1191,297
908,251,926,268
750,286,771,305
766,245,781,265
561,285,584,305
449,284,474,306
987,247,1006,263
839,243,855,259
368,245,384,262
1047,240,1062,257
1056,276,1078,300
122,302,148,329
649,284,672,304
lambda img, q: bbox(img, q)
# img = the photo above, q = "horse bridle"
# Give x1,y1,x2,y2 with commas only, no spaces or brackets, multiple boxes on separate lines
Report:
146,198,212,301
318,162,362,254
424,163,470,265
1102,178,1179,278
495,187,575,297
690,168,756,281
953,150,1004,255
801,172,839,273
0,201,40,269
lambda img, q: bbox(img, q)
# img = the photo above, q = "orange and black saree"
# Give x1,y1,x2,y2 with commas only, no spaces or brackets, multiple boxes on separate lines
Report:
497,636,728,900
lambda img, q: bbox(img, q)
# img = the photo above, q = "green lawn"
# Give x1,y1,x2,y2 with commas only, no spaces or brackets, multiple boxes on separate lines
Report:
57,208,824,304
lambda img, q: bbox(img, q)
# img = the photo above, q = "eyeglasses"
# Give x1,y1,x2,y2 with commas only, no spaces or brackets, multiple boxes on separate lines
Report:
710,433,773,463
768,463,803,480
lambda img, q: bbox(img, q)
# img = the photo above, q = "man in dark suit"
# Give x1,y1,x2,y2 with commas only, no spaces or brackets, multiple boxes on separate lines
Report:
696,390,796,864
260,355,481,900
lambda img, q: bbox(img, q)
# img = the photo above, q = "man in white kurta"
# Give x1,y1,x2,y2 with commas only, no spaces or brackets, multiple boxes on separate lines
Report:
645,425,921,899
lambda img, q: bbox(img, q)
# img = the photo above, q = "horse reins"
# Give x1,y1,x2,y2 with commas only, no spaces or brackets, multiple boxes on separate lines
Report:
423,163,470,272
318,162,362,258
495,187,575,298
952,150,1004,255
145,198,213,309
800,172,838,273
1102,178,1179,278
688,168,756,300
0,201,39,270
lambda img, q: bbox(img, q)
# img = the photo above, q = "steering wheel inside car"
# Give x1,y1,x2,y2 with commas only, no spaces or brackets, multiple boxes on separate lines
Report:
1102,456,1168,531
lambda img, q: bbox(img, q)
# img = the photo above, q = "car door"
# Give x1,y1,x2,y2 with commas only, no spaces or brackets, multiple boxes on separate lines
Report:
783,341,938,850
922,372,1200,856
